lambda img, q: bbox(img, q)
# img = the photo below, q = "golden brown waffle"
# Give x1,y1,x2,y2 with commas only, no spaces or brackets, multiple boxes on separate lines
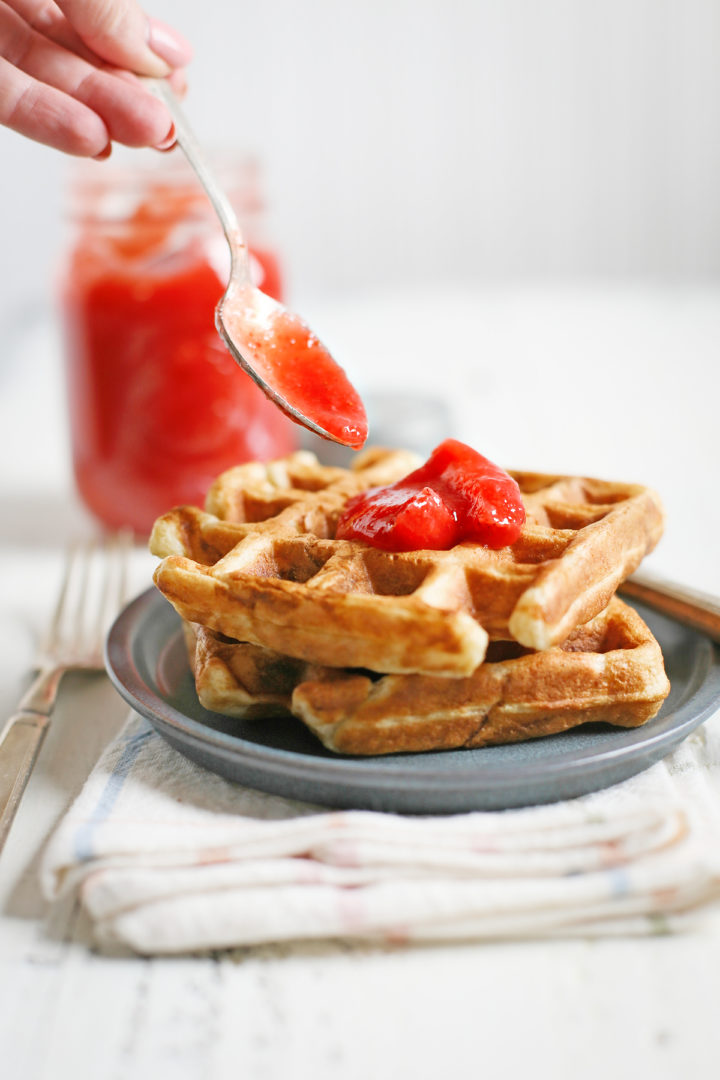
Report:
182,621,313,720
151,448,664,677
185,599,670,756
151,447,420,567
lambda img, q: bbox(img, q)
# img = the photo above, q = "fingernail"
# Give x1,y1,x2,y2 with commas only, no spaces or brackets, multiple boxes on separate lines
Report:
147,17,193,68
93,143,112,161
154,124,176,152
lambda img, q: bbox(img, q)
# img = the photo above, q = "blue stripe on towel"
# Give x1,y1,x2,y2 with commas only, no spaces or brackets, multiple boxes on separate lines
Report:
74,722,154,862
608,866,630,898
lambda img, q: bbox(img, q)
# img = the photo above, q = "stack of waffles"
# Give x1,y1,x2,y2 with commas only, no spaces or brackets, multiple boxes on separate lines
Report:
150,447,671,755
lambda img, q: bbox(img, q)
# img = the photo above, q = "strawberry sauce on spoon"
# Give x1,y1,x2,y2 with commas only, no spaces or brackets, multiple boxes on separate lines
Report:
145,79,367,449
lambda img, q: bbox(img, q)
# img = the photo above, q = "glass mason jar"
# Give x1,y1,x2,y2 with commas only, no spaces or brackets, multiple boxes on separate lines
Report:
59,152,297,534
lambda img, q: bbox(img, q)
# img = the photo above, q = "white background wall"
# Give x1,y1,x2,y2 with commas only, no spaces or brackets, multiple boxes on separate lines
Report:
0,0,718,328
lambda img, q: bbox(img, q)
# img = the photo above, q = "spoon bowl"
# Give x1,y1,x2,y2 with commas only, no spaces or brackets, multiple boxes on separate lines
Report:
144,79,367,449
217,278,368,449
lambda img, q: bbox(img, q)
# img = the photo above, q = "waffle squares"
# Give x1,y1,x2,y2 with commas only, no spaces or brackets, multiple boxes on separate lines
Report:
151,447,669,755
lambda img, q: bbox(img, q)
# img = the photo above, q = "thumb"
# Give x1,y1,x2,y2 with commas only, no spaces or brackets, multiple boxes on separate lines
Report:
55,1,192,77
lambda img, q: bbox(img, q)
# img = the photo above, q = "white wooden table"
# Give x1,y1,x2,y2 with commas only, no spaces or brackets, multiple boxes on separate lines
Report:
1,285,719,1079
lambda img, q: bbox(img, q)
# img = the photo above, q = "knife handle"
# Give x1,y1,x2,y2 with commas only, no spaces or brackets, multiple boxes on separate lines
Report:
621,572,720,644
0,712,50,855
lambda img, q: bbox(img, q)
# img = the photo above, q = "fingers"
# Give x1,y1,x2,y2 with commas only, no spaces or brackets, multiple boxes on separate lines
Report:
0,54,108,155
6,0,98,62
53,0,192,76
0,2,174,151
0,0,190,155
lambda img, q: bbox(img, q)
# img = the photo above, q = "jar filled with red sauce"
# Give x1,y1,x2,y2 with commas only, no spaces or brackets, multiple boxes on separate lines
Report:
60,154,297,534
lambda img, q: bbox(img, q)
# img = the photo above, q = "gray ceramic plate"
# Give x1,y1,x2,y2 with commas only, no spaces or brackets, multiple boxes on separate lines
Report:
105,588,720,814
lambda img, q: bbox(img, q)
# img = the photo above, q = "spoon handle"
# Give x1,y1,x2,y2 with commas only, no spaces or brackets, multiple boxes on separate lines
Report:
143,78,250,281
620,571,720,643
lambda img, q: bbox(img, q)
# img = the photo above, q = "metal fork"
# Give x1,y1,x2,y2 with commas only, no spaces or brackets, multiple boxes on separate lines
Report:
0,533,131,855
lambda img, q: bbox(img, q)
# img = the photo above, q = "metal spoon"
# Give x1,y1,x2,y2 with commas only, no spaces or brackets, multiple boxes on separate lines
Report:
144,79,367,449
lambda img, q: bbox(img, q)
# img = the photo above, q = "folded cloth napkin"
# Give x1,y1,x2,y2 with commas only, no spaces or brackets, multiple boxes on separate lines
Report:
42,711,720,954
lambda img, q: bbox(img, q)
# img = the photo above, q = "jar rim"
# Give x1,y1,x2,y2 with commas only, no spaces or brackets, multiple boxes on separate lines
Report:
65,146,265,224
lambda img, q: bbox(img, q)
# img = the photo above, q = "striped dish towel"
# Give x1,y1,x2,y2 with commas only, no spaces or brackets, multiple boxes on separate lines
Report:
41,711,720,954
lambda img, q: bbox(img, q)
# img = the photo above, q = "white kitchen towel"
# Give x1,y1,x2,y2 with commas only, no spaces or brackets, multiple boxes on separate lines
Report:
42,711,720,954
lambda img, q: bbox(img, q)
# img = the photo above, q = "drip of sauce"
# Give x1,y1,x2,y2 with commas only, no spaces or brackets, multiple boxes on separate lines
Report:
336,438,526,551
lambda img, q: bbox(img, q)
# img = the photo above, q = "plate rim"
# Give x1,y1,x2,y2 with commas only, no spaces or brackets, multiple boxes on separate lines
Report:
105,587,720,798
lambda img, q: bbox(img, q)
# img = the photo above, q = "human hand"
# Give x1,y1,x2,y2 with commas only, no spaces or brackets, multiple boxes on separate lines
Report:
0,0,192,158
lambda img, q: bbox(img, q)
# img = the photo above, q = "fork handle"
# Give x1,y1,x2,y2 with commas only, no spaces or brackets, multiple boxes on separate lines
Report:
0,711,50,855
